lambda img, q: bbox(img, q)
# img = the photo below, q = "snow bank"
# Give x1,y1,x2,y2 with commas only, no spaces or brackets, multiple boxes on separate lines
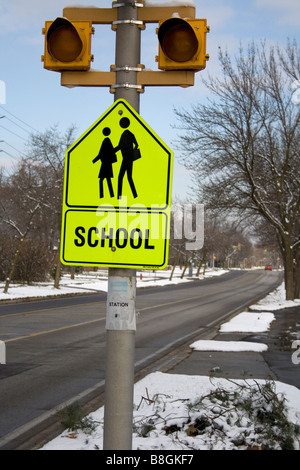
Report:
250,282,300,311
219,311,275,333
190,339,268,352
41,372,300,451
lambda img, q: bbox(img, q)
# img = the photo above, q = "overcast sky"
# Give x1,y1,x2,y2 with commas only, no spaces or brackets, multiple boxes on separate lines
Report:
0,0,299,199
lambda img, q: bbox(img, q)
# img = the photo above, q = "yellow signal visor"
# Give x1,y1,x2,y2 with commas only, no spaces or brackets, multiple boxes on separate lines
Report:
42,17,93,71
158,18,198,63
157,18,209,71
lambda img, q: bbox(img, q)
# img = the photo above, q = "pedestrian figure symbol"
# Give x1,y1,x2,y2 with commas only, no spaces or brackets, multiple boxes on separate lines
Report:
92,117,140,199
92,127,117,198
115,117,140,199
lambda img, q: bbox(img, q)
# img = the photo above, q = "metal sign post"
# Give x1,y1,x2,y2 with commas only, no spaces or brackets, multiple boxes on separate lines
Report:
103,0,141,450
42,0,209,451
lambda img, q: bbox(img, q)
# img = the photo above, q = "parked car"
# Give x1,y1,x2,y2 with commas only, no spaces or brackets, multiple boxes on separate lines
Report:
265,265,272,270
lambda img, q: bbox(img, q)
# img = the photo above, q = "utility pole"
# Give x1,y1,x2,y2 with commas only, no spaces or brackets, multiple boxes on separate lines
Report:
103,0,141,450
42,0,209,451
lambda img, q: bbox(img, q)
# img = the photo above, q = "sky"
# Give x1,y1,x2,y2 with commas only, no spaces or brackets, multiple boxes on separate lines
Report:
0,0,299,200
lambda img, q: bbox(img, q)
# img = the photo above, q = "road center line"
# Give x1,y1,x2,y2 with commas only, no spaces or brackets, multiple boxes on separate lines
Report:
4,318,105,343
0,300,107,319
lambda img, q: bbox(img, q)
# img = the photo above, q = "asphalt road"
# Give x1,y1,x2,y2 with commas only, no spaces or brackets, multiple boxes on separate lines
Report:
0,269,282,448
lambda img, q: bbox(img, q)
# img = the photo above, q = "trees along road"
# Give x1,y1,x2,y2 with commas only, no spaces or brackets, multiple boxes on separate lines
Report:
0,269,282,448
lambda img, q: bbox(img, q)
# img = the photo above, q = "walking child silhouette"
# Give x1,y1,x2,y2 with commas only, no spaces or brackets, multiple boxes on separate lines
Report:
92,127,117,198
114,117,139,199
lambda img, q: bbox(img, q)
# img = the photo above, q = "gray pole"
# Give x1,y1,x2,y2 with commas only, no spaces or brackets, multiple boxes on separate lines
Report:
103,0,141,450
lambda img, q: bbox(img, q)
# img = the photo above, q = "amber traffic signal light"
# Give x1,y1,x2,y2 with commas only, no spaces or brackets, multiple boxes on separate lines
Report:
157,18,209,71
42,17,94,71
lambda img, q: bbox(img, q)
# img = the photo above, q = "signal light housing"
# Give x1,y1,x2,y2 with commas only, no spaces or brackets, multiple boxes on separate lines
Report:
42,17,94,71
157,18,209,71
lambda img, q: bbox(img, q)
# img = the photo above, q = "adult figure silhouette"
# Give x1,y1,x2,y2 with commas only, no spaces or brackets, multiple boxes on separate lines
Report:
115,117,139,199
93,127,117,198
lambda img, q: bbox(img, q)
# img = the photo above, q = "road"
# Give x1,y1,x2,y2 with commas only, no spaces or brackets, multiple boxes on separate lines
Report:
0,269,282,449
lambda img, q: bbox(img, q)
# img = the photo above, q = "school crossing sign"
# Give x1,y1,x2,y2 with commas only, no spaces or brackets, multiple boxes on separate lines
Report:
60,99,173,269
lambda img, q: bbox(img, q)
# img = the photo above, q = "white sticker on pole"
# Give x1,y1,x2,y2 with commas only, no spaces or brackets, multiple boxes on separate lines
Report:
106,276,136,331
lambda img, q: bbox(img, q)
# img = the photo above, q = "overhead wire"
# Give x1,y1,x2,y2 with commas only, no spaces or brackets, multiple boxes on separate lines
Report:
0,123,27,141
0,104,38,132
0,149,18,160
4,116,33,135
3,141,27,158
0,105,37,162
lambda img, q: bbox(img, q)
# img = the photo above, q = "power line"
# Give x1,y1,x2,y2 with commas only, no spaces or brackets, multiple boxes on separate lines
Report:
0,107,37,167
4,116,32,135
0,105,37,132
0,124,27,141
3,141,27,158
0,149,18,159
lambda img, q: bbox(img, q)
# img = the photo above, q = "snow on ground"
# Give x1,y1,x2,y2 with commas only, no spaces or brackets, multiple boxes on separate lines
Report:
219,311,275,333
190,340,268,352
189,310,273,353
0,267,228,301
250,282,300,311
40,372,300,451
39,276,300,450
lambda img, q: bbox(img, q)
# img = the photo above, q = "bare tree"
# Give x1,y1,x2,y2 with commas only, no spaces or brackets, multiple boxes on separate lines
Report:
175,41,300,300
0,162,41,293
0,125,77,292
25,125,77,287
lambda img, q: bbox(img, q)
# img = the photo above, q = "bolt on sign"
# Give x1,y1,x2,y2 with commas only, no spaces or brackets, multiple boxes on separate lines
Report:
60,99,173,269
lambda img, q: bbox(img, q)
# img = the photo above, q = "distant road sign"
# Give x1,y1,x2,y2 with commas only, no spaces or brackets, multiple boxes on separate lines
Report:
60,99,173,269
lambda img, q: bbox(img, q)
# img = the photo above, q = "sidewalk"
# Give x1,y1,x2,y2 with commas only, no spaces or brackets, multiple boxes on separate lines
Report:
168,305,300,390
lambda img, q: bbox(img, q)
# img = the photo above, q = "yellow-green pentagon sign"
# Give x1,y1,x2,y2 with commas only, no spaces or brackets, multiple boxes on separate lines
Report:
60,99,173,269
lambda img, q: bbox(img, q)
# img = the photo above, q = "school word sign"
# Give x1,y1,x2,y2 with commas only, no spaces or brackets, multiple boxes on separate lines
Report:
60,100,173,269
